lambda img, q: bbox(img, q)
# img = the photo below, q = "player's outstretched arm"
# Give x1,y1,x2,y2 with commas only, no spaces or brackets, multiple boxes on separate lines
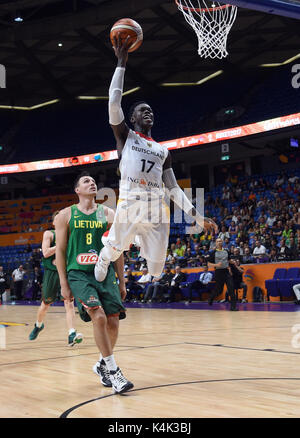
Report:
55,208,73,302
109,34,131,157
162,152,218,234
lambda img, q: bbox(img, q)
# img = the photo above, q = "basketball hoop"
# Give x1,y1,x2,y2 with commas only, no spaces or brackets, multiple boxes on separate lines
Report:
175,0,237,59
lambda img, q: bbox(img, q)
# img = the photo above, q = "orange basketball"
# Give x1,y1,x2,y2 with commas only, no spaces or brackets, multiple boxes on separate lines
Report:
110,18,143,53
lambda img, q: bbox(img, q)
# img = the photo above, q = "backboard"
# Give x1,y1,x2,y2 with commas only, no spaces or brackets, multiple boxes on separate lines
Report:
227,0,300,19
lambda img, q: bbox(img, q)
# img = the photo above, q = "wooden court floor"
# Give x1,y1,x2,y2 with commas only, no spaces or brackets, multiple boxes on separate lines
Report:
1,303,300,418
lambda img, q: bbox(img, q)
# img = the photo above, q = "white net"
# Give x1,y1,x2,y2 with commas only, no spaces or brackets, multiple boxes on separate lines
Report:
175,1,237,59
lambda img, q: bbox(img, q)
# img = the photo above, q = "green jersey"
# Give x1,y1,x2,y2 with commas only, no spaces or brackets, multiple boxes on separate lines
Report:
42,230,57,271
67,204,108,272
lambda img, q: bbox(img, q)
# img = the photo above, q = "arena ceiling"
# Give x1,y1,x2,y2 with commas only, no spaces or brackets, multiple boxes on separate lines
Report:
0,0,299,107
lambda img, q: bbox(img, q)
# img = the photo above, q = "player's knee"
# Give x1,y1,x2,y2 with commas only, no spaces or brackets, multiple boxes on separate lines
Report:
42,299,53,307
107,314,119,331
88,306,107,326
64,299,74,308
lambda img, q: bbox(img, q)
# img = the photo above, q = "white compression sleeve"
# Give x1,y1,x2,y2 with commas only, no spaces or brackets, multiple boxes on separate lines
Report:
108,67,125,125
163,168,204,228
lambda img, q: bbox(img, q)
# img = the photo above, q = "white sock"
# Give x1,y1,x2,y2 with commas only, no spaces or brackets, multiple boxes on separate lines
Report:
36,321,43,328
69,328,76,335
103,354,118,372
99,353,103,364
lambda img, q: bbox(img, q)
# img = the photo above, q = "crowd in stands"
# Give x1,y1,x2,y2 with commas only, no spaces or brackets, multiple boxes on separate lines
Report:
124,170,300,272
0,167,299,303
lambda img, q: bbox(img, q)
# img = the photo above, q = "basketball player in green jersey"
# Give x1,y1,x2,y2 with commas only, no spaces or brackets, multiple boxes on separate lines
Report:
55,171,133,394
29,211,83,346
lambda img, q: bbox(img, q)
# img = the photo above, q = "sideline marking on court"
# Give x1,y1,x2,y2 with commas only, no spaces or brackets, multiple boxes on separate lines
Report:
0,321,28,327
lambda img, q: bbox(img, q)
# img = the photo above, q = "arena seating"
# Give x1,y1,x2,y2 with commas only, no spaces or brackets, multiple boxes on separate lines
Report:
180,271,215,300
265,268,288,298
277,267,300,298
2,65,298,164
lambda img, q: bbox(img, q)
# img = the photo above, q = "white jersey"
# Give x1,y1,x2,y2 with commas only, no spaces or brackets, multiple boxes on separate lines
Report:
119,129,168,200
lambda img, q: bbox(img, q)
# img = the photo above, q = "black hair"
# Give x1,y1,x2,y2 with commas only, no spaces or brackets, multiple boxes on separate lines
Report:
74,171,92,190
128,100,149,121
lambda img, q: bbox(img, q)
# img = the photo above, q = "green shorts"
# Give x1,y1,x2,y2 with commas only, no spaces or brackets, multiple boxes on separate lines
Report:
67,266,125,322
42,269,61,304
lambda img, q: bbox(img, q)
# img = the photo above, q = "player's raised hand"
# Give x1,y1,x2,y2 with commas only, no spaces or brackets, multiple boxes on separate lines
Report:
113,34,131,66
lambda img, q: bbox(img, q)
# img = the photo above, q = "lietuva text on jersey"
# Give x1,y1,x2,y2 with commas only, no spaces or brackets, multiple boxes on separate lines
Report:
119,130,168,200
74,220,103,229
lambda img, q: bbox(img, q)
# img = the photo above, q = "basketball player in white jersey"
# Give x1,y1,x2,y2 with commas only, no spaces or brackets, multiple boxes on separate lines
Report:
95,35,218,282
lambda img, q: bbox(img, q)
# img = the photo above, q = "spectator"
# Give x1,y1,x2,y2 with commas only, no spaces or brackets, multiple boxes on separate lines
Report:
229,245,236,258
186,265,213,303
277,239,291,261
174,242,185,258
218,226,230,241
182,247,195,267
252,241,267,259
30,248,42,270
287,238,298,260
223,237,230,250
142,267,174,303
266,212,277,227
272,221,283,238
269,248,279,262
124,269,139,302
12,265,26,300
30,266,43,301
239,241,245,255
274,173,285,187
282,224,293,240
289,173,299,184
166,266,186,303
209,236,217,251
231,210,239,224
241,247,254,264
229,221,238,237
232,247,242,261
168,256,178,269
200,231,211,247
222,187,230,200
201,245,210,259
142,274,162,303
134,268,152,302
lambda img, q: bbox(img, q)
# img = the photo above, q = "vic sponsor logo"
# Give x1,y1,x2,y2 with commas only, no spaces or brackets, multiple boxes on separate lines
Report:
76,253,98,265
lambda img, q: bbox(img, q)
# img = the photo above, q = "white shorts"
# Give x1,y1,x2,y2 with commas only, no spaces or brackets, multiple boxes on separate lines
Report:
106,198,170,265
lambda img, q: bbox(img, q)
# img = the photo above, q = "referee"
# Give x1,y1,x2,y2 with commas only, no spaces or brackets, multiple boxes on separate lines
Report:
207,238,238,311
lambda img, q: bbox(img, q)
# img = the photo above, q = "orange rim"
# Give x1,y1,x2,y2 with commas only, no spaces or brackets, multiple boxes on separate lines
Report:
175,0,232,12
